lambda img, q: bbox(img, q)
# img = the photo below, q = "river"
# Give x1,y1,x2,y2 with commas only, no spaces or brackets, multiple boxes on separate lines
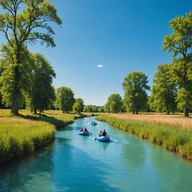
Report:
0,116,192,192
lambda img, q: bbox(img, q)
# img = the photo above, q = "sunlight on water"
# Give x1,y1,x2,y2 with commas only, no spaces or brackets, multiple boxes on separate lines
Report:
0,117,192,192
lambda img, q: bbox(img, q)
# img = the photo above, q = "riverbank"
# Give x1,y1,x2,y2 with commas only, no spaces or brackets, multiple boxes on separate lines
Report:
0,109,83,165
96,114,192,160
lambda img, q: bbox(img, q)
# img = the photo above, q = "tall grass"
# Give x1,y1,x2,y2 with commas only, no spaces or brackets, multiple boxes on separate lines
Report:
96,115,192,160
0,109,85,165
0,118,55,165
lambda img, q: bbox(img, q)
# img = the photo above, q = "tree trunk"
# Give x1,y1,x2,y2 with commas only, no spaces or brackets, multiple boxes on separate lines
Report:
11,97,19,115
34,107,37,114
11,58,21,115
166,108,170,115
184,108,189,117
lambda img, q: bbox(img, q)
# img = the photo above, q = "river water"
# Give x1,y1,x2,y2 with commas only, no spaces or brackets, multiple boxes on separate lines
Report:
0,116,192,192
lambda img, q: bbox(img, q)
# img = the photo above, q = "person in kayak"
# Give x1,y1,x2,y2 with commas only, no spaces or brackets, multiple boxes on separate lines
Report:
102,130,107,136
84,127,88,132
98,131,103,136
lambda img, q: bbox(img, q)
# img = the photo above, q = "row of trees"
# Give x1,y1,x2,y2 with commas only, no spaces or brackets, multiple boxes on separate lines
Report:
0,1,191,117
105,12,192,117
0,1,102,115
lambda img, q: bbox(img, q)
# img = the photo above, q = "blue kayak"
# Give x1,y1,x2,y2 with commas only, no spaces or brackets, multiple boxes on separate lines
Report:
79,131,91,136
96,136,110,142
91,122,97,125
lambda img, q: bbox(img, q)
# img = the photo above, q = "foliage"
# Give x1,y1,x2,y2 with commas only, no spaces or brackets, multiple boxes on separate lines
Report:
96,115,192,160
73,98,84,114
55,87,75,113
122,71,150,114
149,64,177,114
163,12,192,117
0,0,62,115
104,93,123,113
25,53,56,114
0,46,32,108
83,105,104,112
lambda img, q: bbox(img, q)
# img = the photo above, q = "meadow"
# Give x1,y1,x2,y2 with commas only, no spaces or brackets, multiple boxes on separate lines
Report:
0,109,81,165
96,113,192,160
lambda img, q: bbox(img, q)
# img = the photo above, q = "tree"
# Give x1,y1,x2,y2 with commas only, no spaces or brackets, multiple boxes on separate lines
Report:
0,0,62,115
25,53,56,114
83,105,104,112
149,64,177,114
163,12,192,117
0,45,32,108
55,87,75,113
73,98,84,114
122,72,150,114
105,93,123,113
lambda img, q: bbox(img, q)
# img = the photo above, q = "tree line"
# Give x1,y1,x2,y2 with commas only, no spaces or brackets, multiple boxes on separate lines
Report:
0,1,191,117
105,12,192,117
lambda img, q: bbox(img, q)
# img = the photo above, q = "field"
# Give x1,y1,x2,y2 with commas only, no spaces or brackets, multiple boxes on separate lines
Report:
109,113,192,129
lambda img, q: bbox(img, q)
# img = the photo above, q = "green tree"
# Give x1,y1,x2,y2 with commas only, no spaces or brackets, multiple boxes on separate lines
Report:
122,71,150,114
149,64,177,114
105,93,123,113
83,105,103,112
163,12,192,117
25,53,56,114
73,98,84,114
0,45,32,108
0,0,62,115
55,87,75,113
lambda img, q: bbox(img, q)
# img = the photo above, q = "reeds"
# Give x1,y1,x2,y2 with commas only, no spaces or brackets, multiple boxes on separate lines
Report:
0,118,55,165
96,115,192,160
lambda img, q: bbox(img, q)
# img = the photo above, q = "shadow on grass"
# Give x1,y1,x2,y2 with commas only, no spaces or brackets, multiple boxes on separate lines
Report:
18,114,67,129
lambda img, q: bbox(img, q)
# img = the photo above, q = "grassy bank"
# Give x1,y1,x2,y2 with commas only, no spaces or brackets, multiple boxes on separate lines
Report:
96,114,192,160
0,118,55,165
0,110,82,165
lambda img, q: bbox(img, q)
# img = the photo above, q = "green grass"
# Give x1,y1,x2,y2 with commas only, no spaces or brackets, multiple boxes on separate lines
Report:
0,117,55,165
0,109,84,165
96,115,192,160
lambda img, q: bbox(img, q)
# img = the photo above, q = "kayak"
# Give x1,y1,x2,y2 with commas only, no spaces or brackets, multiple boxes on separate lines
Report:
78,131,91,136
91,122,97,125
96,136,110,142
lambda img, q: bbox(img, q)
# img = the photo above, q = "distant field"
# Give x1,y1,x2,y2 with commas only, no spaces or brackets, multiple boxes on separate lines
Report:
109,113,192,129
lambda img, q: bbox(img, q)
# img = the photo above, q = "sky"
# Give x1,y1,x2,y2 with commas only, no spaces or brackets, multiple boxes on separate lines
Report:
11,0,192,106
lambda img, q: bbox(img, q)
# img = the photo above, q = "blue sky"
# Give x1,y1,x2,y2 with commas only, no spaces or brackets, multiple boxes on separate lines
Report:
31,0,191,106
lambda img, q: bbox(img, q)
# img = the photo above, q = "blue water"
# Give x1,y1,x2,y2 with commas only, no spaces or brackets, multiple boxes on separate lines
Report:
0,117,192,192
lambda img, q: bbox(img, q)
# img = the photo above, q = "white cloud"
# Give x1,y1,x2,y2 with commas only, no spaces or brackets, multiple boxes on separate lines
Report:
97,64,104,68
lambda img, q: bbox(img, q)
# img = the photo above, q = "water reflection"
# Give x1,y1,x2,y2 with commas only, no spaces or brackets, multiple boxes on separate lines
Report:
0,143,55,192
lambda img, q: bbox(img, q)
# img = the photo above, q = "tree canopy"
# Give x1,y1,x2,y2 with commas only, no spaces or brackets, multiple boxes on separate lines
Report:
149,64,177,114
25,53,56,114
73,98,84,114
163,11,192,117
105,93,123,113
122,72,150,114
55,87,75,113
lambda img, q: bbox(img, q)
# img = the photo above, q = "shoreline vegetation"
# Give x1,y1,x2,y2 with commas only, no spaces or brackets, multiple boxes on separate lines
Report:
1,110,192,165
0,109,85,165
96,113,192,161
